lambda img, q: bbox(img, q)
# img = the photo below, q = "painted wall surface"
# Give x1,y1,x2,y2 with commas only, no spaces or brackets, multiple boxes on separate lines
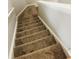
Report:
58,0,71,4
8,0,13,13
9,0,38,15
40,0,58,2
41,0,71,4
8,0,71,15
8,10,16,53
38,1,71,51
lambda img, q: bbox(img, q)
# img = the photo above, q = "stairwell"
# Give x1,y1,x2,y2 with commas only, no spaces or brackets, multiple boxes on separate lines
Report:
14,5,67,59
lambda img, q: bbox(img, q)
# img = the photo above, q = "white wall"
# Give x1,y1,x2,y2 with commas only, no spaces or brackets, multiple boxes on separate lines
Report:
8,9,17,59
39,0,71,4
8,0,38,15
8,1,17,59
41,0,58,2
8,0,13,13
58,0,71,4
38,1,71,51
8,0,71,15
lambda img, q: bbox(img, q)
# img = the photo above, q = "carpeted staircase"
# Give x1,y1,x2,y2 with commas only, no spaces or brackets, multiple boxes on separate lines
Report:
14,5,67,59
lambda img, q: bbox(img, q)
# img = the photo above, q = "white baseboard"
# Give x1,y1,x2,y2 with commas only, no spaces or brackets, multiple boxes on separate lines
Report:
38,16,71,57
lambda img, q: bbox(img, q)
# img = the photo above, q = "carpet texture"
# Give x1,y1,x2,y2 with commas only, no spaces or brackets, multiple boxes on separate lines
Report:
14,5,67,59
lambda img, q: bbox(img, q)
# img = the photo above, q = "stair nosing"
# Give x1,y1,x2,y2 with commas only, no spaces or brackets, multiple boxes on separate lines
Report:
18,18,40,25
17,25,44,34
15,44,57,59
15,35,52,48
16,29,47,40
17,22,42,30
18,20,40,28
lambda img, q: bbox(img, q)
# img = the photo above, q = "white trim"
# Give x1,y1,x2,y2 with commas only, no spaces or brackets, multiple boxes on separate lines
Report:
38,16,71,57
9,17,18,59
8,8,14,17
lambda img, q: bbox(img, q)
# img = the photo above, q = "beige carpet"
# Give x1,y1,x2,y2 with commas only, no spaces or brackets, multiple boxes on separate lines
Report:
14,5,67,59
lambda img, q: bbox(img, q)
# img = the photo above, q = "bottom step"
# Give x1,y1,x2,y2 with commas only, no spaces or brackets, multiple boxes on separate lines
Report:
15,44,66,59
14,35,56,57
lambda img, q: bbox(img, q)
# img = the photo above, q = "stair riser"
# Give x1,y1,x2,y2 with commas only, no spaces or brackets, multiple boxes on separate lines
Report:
14,36,56,57
15,44,66,59
18,17,39,25
15,30,50,46
16,26,46,38
17,18,41,28
17,22,43,32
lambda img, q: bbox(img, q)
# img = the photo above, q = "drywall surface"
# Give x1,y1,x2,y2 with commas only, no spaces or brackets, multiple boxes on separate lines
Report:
58,0,71,4
8,9,16,55
8,0,59,15
8,0,38,15
8,0,71,16
8,0,13,13
12,0,26,15
38,1,71,51
41,0,71,4
40,0,58,2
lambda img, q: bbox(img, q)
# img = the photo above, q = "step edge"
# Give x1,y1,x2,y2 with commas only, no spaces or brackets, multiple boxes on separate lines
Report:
15,35,52,48
16,29,47,40
17,21,42,29
17,25,44,34
18,18,40,25
15,44,57,59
